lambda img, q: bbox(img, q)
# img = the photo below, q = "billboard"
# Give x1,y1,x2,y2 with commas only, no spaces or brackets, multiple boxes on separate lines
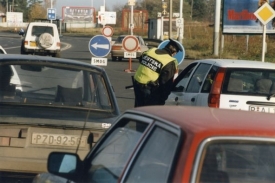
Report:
97,11,116,25
223,0,275,34
62,6,95,23
6,12,23,27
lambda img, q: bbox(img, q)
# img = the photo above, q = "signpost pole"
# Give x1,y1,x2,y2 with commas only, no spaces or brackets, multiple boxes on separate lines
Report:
262,25,266,62
50,0,53,24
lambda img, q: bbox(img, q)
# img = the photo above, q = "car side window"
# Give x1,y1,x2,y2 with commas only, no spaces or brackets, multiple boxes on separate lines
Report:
201,66,218,93
186,63,212,93
172,63,198,92
125,123,180,183
198,140,275,183
87,119,149,183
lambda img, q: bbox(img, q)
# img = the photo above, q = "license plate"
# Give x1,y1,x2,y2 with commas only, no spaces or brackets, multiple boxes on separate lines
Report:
31,133,87,147
249,106,275,113
30,42,36,47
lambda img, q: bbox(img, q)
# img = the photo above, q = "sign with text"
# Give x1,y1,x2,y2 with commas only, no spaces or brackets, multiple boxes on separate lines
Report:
91,57,108,66
124,52,137,58
62,6,95,23
223,0,275,34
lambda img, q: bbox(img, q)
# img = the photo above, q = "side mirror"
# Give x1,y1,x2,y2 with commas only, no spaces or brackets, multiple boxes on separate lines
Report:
47,152,82,181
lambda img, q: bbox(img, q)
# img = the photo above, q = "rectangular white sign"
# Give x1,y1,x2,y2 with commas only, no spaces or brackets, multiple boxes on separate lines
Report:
91,57,108,66
98,11,117,25
124,52,137,58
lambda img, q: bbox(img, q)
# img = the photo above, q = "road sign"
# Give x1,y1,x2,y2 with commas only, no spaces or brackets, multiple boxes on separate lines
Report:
254,3,275,25
88,35,111,57
47,8,56,20
102,26,113,37
176,18,183,27
158,40,185,65
122,35,139,52
124,52,137,58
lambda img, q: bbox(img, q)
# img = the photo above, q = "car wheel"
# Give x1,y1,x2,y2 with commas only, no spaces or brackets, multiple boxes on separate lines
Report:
112,56,116,61
53,51,61,58
118,57,122,61
38,33,54,49
21,42,26,55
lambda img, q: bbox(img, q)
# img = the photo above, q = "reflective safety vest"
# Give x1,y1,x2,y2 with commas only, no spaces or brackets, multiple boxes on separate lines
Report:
134,48,178,84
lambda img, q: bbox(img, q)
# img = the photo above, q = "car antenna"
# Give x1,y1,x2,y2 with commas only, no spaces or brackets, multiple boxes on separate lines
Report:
75,107,91,154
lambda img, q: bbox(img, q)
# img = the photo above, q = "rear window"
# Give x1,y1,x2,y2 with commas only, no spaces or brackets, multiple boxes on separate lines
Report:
198,140,275,183
31,26,54,36
222,68,275,95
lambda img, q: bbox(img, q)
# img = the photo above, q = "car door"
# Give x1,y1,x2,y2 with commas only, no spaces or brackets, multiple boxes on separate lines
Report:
166,62,198,105
183,63,214,106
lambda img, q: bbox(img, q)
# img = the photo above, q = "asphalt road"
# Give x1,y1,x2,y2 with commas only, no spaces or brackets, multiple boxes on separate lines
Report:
0,32,194,113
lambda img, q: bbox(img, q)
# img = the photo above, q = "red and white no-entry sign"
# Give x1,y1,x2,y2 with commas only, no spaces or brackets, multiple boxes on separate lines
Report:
122,35,139,52
101,26,113,37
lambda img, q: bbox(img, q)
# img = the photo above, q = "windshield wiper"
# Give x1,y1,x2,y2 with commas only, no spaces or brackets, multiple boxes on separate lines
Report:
267,93,275,100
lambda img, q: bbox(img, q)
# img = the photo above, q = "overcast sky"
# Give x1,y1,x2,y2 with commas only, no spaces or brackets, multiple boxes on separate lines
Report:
55,0,128,17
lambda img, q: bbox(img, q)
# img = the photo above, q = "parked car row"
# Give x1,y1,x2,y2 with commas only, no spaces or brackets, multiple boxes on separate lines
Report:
4,32,275,183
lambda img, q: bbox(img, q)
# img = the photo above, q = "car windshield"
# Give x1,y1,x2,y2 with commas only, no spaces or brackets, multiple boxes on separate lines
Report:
222,68,275,96
0,63,113,111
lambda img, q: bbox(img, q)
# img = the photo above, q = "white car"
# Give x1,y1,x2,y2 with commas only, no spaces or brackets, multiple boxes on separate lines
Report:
166,59,275,112
19,22,61,57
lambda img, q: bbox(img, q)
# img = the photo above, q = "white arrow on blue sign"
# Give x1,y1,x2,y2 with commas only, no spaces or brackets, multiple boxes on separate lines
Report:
47,8,56,20
88,35,111,57
158,40,185,65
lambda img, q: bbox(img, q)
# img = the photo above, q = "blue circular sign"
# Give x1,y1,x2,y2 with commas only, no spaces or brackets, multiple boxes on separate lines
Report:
158,40,185,65
88,35,111,57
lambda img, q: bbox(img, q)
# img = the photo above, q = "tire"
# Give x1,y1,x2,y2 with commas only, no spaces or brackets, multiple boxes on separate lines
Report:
53,51,61,58
20,42,27,55
112,56,116,61
118,57,122,61
38,33,54,49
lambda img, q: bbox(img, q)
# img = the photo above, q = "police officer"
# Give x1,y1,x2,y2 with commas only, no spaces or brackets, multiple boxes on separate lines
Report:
133,38,183,107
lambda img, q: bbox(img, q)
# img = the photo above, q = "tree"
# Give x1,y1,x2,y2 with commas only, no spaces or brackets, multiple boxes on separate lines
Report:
28,2,46,21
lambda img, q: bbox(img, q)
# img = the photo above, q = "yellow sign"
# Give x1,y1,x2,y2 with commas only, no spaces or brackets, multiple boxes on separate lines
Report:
254,3,275,25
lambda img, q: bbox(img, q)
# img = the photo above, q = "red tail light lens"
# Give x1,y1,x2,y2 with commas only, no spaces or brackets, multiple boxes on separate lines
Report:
208,68,226,108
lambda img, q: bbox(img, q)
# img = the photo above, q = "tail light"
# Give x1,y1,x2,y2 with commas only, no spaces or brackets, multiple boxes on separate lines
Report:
24,41,28,45
57,42,61,47
208,68,226,108
137,46,141,52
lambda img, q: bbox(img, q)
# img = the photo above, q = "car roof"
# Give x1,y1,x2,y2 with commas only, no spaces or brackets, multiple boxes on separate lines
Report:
129,106,275,138
195,59,275,69
0,54,104,72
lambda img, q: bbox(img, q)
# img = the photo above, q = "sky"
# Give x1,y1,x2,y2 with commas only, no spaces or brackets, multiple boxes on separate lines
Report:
55,0,128,17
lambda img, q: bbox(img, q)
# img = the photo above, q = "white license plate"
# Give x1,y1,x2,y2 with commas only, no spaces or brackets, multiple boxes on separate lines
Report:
249,106,275,113
30,42,36,47
31,133,87,147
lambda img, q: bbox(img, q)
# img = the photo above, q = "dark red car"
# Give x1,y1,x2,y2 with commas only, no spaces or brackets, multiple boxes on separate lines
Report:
34,106,275,183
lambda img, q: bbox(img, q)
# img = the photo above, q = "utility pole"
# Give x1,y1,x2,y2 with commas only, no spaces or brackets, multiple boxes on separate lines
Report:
169,0,172,38
213,0,221,56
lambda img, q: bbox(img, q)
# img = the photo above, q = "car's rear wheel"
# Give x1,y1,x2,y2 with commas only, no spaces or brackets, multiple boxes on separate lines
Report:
38,33,54,48
53,51,61,58
20,42,27,55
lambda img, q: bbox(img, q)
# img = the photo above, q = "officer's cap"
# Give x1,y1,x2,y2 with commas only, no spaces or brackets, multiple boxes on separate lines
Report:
168,38,183,52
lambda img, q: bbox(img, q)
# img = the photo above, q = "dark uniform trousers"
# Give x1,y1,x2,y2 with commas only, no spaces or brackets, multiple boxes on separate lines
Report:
133,80,162,107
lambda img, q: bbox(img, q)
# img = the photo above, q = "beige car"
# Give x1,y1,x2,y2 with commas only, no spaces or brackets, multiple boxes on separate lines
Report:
111,35,149,61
